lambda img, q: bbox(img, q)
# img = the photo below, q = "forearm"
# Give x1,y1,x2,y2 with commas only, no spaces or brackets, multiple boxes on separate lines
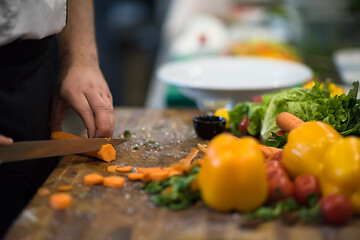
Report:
56,0,98,68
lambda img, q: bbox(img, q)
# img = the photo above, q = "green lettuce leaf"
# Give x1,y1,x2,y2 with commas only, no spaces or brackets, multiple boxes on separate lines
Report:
228,102,266,136
261,81,360,140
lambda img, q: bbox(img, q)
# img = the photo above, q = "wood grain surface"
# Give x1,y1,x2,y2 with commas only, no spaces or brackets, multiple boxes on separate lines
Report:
5,108,360,240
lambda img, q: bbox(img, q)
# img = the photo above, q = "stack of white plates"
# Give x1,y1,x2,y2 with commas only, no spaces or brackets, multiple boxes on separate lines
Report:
333,48,360,85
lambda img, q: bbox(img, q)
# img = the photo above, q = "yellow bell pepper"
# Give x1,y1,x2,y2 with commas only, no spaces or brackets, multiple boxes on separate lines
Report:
302,80,345,98
214,108,230,129
282,121,342,178
328,82,345,97
197,134,268,212
320,136,360,213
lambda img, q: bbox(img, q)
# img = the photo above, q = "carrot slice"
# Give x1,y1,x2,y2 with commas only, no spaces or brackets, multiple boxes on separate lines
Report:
162,186,173,195
197,143,208,154
103,176,125,188
148,171,168,182
37,187,51,196
179,148,199,167
141,173,152,183
137,167,161,174
116,166,132,173
276,112,305,133
57,185,72,192
51,131,116,162
171,163,186,172
84,173,104,185
127,172,144,181
49,193,72,210
167,170,182,177
107,165,118,173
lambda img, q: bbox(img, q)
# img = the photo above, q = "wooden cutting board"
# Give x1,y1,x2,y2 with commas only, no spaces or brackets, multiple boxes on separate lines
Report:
5,108,360,240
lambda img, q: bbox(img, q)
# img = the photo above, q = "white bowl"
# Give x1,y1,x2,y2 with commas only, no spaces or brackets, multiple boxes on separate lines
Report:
333,48,360,85
157,56,313,110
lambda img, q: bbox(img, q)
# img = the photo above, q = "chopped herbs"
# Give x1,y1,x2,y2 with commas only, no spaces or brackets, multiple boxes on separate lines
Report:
131,143,140,150
142,166,201,210
123,130,132,137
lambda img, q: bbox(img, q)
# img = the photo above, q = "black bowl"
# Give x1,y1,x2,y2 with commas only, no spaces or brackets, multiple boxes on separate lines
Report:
193,115,226,140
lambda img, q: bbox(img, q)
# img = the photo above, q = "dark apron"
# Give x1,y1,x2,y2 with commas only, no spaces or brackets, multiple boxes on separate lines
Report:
0,37,59,237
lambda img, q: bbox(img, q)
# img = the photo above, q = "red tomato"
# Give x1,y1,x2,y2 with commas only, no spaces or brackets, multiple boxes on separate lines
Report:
266,161,286,179
268,176,293,201
293,174,321,206
275,130,286,136
252,95,262,103
271,130,286,140
239,116,250,134
266,161,293,201
320,194,353,225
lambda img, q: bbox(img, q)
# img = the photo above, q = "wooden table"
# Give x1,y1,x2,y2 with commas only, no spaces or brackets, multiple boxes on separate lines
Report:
6,108,360,240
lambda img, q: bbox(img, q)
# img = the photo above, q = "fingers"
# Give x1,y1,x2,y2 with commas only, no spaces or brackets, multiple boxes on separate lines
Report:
0,135,13,146
85,90,114,138
55,67,114,139
70,93,96,138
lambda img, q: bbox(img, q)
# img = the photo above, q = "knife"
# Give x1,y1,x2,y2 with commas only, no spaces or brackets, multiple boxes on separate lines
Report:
0,138,126,163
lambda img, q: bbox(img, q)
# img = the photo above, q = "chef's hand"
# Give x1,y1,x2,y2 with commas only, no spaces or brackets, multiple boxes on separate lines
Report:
0,134,13,146
49,64,114,138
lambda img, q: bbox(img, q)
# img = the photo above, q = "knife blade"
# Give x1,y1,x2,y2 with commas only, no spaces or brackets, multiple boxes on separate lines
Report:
0,138,126,163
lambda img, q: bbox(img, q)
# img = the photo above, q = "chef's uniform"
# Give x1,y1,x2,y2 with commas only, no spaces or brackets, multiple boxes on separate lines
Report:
0,1,67,237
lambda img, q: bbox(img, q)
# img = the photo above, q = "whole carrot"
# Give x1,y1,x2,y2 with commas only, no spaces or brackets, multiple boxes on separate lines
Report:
276,112,305,133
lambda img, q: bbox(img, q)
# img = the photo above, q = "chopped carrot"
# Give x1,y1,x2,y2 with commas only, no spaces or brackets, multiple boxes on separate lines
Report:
57,185,72,192
49,193,72,210
37,187,51,196
162,167,173,172
162,186,173,195
260,145,283,162
50,131,116,162
148,171,168,182
168,170,182,177
127,172,145,181
190,178,199,192
179,148,199,167
137,167,161,174
115,166,132,173
103,176,125,188
107,165,118,173
84,173,104,185
197,143,208,154
141,174,152,183
276,112,305,133
171,163,186,172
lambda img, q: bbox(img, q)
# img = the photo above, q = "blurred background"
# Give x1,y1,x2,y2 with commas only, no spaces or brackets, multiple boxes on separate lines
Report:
63,0,360,133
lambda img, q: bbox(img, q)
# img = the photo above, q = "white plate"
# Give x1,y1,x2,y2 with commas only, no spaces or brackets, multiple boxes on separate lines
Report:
157,56,313,110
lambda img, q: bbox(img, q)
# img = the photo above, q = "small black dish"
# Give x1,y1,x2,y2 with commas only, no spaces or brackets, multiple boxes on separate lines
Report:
193,115,226,140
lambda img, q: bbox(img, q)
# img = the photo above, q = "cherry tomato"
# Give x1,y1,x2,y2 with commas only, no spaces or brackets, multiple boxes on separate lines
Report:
275,130,286,136
266,161,293,201
252,95,262,103
268,176,293,201
320,194,353,225
271,130,286,140
293,174,321,206
239,116,250,134
266,161,286,179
